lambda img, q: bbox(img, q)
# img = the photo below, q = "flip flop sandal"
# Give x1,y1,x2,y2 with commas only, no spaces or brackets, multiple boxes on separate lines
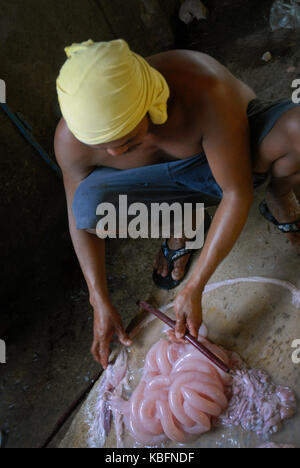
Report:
259,200,300,233
152,210,212,290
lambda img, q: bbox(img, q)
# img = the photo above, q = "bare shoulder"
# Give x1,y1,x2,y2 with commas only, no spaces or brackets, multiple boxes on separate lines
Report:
147,49,254,106
147,49,230,80
54,118,95,182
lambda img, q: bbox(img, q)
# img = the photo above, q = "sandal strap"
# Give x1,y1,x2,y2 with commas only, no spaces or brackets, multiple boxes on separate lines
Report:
160,210,212,265
277,220,300,233
161,240,192,265
259,200,300,233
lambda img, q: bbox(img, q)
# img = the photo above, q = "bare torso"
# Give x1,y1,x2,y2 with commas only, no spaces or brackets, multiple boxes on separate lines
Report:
55,49,256,177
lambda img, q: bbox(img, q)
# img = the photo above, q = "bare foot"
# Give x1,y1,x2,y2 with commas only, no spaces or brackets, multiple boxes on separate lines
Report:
154,237,191,281
265,190,300,254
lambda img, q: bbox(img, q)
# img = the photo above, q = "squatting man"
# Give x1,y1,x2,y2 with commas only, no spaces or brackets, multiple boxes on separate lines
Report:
55,39,300,368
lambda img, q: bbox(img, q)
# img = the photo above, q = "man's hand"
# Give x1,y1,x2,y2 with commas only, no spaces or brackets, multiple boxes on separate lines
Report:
174,285,203,339
91,300,132,368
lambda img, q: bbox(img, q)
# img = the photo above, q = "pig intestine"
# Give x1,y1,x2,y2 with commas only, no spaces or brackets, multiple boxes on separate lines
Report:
102,275,300,447
109,327,296,446
110,328,232,446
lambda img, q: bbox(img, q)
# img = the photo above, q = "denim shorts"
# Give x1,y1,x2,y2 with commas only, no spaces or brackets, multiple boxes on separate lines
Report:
73,98,299,229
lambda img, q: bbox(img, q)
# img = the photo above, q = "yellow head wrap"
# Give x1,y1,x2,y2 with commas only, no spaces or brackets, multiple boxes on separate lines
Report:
56,39,170,145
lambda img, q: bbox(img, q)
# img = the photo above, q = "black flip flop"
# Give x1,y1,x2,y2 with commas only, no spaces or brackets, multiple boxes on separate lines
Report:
152,211,212,290
259,200,300,233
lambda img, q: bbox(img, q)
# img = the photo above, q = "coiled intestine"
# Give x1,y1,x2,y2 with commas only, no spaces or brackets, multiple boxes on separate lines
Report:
108,331,297,446
109,326,231,446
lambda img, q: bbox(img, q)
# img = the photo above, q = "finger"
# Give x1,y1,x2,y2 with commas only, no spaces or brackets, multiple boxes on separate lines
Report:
116,326,133,347
166,329,186,343
175,313,186,339
99,339,111,369
91,337,110,369
187,316,202,338
187,322,199,338
91,341,102,366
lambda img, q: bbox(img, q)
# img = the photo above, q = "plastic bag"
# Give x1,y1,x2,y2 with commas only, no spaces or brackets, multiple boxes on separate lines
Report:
179,0,208,24
270,0,300,30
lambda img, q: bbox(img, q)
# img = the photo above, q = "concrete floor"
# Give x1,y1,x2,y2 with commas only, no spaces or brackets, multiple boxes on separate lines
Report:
1,0,300,448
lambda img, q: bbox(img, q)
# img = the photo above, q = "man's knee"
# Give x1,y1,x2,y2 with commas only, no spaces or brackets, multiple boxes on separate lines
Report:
272,152,300,179
269,110,300,178
72,181,117,229
282,110,300,152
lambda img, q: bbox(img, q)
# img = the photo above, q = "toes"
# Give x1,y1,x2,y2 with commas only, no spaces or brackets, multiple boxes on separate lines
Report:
154,251,169,277
155,247,192,281
171,255,191,281
172,268,184,281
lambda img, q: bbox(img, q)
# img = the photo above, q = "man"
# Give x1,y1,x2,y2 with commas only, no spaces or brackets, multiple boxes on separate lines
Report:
54,39,300,369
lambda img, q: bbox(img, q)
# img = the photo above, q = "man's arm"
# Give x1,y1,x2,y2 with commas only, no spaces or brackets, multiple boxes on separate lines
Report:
54,122,132,367
175,80,254,338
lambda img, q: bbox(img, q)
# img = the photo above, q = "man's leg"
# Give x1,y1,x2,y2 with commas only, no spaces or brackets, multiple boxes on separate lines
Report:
154,155,222,282
73,159,216,229
154,208,200,281
73,157,220,283
254,106,300,253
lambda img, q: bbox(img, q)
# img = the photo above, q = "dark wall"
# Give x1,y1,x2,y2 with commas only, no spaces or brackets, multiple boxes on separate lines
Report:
1,0,177,152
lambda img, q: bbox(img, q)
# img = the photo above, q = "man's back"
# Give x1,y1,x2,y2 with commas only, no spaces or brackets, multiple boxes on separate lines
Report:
55,49,256,179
